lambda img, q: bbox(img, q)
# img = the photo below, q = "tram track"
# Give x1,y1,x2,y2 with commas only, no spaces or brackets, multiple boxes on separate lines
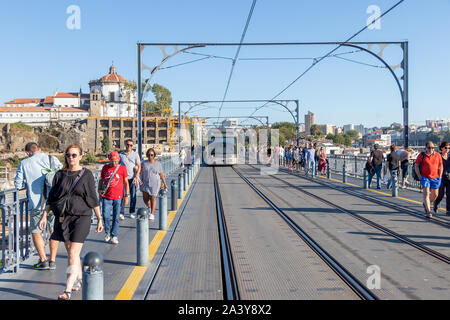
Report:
229,166,378,300
213,167,241,300
281,167,450,228
245,164,450,266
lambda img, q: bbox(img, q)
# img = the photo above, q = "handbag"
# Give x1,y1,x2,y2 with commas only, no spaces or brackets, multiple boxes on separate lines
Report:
50,168,86,222
99,165,120,196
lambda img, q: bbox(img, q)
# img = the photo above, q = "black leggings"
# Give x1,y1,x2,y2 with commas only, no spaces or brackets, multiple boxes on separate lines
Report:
435,178,450,211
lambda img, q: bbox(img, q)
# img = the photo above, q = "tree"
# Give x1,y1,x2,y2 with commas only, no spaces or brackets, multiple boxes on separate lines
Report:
310,124,323,137
346,130,360,140
102,133,110,154
333,134,345,145
326,133,335,140
144,84,173,116
343,134,353,147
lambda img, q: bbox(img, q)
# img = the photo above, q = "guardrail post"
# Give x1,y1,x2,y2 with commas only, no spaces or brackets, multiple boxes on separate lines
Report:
327,164,330,179
136,208,149,266
82,252,104,300
183,169,188,190
178,173,184,199
171,180,177,211
159,189,168,231
363,168,368,189
343,163,347,183
392,172,398,197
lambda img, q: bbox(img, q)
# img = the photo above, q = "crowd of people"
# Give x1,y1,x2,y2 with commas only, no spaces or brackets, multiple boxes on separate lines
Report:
13,140,169,300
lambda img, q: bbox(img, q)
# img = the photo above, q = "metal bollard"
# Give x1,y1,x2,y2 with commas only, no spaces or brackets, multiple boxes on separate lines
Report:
183,169,188,190
363,168,368,189
136,208,149,266
171,180,177,211
392,172,398,197
82,252,104,300
178,173,184,199
343,164,347,183
159,189,168,231
327,165,330,179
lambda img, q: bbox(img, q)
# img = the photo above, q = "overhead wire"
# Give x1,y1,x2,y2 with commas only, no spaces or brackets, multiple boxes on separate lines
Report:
217,0,258,123
241,0,406,124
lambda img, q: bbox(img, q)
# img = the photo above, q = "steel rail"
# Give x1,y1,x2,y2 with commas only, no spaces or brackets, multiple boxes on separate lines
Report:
280,167,450,228
213,167,240,300
250,165,450,265
232,166,378,300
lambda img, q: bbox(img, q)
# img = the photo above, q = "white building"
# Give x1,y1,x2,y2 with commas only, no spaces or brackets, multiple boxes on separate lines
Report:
88,64,137,118
5,99,42,107
53,91,90,109
318,124,335,135
0,107,89,126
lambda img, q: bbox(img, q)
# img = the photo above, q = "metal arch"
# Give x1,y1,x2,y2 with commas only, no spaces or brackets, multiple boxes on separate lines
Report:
139,44,206,106
342,42,404,106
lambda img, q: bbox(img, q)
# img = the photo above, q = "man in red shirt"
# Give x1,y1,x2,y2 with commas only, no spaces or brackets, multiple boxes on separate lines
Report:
98,151,129,244
415,141,443,218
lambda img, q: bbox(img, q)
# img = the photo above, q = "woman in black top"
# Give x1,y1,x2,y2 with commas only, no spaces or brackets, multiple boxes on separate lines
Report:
39,144,103,300
434,141,450,215
386,144,400,190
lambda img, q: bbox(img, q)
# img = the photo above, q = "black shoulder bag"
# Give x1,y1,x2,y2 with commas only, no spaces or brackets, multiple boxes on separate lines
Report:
49,168,86,222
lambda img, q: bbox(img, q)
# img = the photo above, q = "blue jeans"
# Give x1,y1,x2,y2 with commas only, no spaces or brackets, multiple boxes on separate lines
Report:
386,169,398,190
102,198,122,238
368,165,382,189
120,178,137,215
306,160,316,178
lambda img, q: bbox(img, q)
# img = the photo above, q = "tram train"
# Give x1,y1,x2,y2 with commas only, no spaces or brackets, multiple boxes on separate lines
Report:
205,126,239,166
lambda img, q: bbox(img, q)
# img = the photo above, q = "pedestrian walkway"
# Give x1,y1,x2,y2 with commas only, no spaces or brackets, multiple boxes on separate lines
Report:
0,164,200,300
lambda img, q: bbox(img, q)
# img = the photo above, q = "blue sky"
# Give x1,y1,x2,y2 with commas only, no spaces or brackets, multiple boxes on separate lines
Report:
0,0,449,128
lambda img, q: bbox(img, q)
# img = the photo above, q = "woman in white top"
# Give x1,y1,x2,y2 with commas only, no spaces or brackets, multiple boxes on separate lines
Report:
140,148,168,220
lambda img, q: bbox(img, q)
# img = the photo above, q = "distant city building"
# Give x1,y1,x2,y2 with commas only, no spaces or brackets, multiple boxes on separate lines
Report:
88,64,137,118
334,127,343,135
222,118,238,127
343,124,364,138
305,111,315,135
5,99,42,107
363,133,391,147
0,106,89,126
318,124,335,135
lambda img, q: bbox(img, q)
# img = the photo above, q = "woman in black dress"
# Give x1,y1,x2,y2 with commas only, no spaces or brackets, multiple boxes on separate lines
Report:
39,144,103,300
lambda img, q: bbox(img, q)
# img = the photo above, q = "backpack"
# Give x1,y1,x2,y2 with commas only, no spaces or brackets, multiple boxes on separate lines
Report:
412,152,425,181
44,155,59,188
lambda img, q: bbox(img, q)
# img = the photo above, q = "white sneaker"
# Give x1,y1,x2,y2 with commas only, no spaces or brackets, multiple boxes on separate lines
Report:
105,234,111,242
119,214,125,220
111,237,119,244
130,213,136,219
149,214,155,220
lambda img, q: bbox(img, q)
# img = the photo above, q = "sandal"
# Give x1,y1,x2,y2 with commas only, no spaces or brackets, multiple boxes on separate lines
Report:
72,279,82,292
58,291,72,300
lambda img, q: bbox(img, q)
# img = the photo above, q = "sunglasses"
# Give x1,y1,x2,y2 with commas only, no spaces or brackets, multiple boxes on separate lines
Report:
127,144,133,147
148,154,155,157
66,153,79,158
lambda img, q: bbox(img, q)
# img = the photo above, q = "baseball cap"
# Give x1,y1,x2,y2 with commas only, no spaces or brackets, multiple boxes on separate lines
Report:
109,151,120,161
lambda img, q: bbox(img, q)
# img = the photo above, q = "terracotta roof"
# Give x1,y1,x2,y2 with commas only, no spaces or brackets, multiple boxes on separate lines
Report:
54,92,79,98
0,107,89,113
100,73,127,82
5,99,42,104
43,96,54,104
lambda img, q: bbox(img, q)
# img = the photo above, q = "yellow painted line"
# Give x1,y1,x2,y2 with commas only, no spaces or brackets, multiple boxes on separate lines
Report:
115,170,198,300
115,231,166,300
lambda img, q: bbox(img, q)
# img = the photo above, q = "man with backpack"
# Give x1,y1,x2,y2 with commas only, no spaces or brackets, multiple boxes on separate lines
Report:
368,144,384,189
414,141,443,218
14,142,63,270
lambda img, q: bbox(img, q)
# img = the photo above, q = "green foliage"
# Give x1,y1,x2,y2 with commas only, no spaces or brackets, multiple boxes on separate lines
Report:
81,152,98,165
310,124,323,137
343,134,352,146
326,133,335,140
10,122,33,131
271,122,296,144
428,133,440,145
8,155,23,168
441,131,450,143
143,83,173,116
345,130,360,140
102,134,110,154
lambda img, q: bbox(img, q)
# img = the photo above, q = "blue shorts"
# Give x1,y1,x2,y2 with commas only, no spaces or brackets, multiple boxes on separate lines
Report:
421,176,441,189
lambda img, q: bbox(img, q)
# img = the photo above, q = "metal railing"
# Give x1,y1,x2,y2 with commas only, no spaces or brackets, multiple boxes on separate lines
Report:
326,154,421,190
0,189,38,273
